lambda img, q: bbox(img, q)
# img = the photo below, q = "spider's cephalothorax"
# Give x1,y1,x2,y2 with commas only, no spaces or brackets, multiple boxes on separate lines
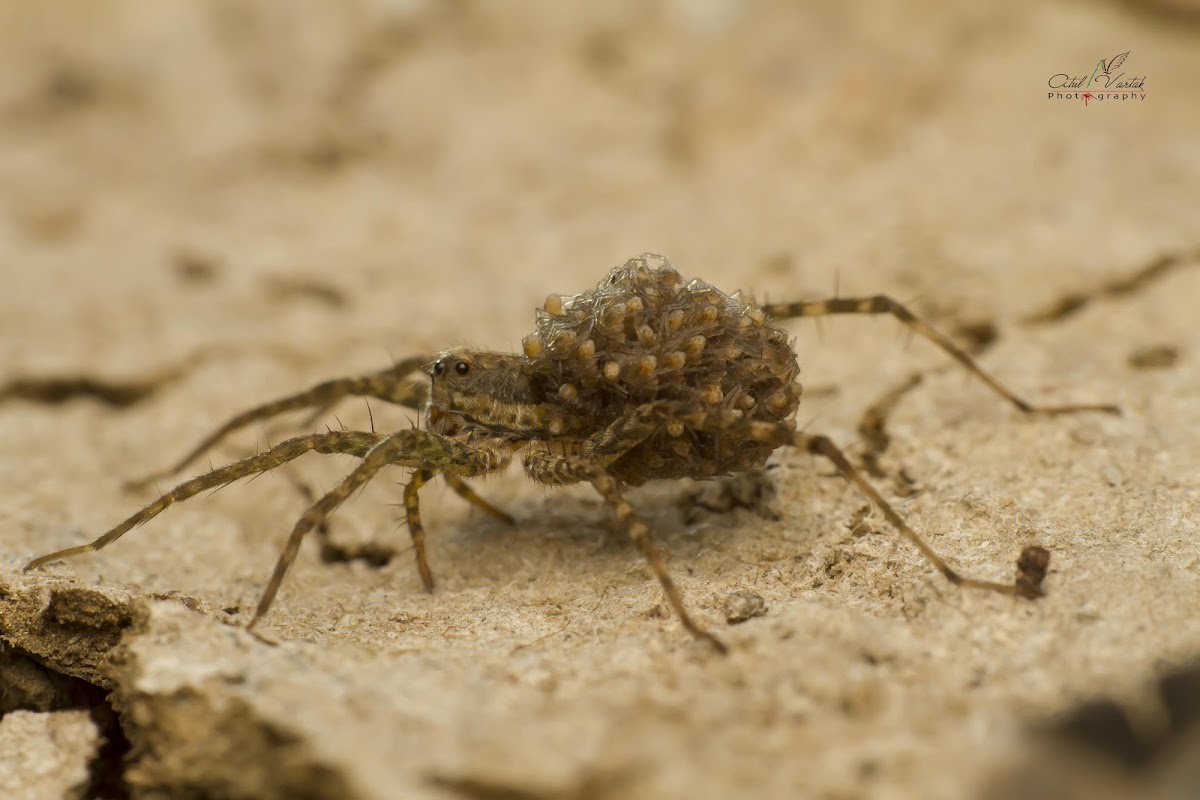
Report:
425,351,552,440
26,254,1119,652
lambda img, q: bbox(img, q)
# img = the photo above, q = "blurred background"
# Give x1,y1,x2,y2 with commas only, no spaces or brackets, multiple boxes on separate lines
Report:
2,0,1197,375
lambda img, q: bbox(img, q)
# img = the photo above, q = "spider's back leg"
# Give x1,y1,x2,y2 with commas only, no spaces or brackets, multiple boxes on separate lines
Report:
661,404,1044,599
443,473,515,526
525,449,727,653
762,295,1119,416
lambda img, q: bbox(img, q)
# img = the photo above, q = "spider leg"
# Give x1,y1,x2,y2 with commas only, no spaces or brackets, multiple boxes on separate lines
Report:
128,355,433,490
442,473,515,526
665,405,1044,599
524,449,727,654
406,469,436,591
403,469,515,596
761,295,1119,416
24,430,387,571
857,372,923,478
249,431,511,629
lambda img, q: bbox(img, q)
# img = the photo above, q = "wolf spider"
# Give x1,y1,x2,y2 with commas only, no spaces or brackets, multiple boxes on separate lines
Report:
26,255,1118,652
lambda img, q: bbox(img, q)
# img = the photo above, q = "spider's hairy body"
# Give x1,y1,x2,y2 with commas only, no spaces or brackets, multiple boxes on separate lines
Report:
431,256,802,485
26,254,1119,652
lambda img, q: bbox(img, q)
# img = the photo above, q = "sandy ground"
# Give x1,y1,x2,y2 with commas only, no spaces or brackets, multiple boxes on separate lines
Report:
1,2,1199,798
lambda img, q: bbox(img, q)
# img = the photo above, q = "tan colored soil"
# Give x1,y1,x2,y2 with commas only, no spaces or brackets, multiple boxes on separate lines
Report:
2,2,1199,798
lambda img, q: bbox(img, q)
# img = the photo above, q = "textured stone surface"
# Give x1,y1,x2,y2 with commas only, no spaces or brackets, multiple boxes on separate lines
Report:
0,711,98,800
1,2,1198,798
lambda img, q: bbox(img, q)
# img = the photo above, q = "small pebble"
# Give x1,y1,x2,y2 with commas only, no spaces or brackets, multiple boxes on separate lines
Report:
723,590,767,624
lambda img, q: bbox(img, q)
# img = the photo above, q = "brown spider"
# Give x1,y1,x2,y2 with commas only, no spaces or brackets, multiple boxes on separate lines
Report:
25,254,1119,652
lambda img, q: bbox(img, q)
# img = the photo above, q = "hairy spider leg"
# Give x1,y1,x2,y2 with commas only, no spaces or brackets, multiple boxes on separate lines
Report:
761,296,1120,416
399,468,519,595
405,469,436,591
857,372,923,478
248,430,511,629
661,404,1043,599
24,430,387,570
524,450,728,654
522,405,731,652
442,473,515,525
128,355,433,490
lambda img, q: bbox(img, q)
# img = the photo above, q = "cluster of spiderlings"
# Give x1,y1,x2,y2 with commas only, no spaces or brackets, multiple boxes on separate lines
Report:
523,254,802,482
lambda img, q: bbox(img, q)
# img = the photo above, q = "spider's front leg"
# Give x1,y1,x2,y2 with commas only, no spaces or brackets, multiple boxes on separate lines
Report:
249,430,511,629
25,430,388,570
524,435,728,654
397,468,517,595
129,355,433,490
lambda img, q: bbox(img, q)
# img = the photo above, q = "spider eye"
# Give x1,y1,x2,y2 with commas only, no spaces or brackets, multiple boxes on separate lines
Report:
454,360,471,376
432,360,445,377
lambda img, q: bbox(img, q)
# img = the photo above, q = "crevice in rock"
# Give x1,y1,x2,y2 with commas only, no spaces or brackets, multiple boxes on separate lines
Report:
260,274,351,309
0,643,131,799
0,374,168,408
986,660,1200,799
83,696,133,800
291,477,399,568
0,341,355,411
1022,246,1200,326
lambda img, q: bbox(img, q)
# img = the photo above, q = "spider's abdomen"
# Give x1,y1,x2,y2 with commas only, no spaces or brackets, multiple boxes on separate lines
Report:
524,254,801,483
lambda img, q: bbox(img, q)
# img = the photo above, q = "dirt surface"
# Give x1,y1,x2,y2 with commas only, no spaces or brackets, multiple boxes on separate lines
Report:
0,710,98,800
2,2,1199,798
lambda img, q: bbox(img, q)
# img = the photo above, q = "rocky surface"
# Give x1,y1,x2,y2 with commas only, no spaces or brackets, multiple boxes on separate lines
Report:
1,2,1198,797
